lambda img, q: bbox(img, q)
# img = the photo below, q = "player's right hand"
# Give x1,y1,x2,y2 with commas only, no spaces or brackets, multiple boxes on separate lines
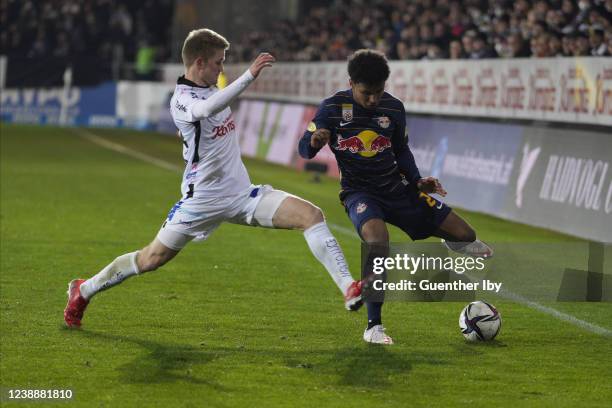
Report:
417,176,447,197
310,128,331,148
310,128,331,149
249,53,276,78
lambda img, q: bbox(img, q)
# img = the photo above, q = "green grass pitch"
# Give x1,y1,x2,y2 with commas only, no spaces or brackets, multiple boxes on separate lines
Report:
1,123,611,407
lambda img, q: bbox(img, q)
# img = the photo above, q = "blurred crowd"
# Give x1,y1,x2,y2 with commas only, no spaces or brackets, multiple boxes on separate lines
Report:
1,0,610,65
0,0,174,63
234,0,612,61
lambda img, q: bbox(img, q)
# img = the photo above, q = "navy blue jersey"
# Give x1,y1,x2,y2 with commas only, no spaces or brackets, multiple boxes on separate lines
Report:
299,89,421,201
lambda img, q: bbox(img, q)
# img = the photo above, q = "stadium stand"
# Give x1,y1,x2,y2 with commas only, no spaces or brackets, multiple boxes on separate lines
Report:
233,0,612,61
0,0,610,85
0,0,174,85
0,0,173,60
1,0,610,66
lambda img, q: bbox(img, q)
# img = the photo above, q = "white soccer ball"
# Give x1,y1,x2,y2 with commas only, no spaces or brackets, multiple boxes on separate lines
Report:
459,301,501,341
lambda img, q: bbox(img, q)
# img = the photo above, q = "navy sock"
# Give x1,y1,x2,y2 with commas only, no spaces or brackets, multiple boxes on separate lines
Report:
366,302,383,329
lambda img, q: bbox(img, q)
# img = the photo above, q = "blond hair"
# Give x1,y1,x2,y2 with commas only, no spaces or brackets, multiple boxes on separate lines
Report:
181,28,230,67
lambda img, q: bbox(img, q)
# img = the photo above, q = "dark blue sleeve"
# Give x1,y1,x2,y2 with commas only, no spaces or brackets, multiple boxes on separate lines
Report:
298,100,332,159
298,131,319,159
391,105,422,186
396,148,422,186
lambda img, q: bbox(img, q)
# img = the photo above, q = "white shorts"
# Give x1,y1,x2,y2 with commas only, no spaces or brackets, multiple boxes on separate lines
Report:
156,184,292,250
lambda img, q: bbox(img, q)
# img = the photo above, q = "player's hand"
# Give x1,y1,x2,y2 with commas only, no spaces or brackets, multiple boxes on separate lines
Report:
249,53,276,78
417,176,447,197
310,128,331,148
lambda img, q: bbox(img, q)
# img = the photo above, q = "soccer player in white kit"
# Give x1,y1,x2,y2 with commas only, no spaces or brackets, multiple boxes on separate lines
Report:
64,28,363,328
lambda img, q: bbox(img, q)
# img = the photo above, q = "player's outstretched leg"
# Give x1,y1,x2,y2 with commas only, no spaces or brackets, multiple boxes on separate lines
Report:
435,211,493,258
360,218,393,345
64,239,179,327
258,193,362,311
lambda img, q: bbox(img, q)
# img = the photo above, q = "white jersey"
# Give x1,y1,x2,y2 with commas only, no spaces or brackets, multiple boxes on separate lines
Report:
170,76,251,198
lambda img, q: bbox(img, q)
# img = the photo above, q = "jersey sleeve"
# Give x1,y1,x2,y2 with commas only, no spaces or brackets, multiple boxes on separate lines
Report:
171,70,255,124
391,104,422,186
391,102,408,156
171,91,200,124
190,70,254,119
298,100,334,159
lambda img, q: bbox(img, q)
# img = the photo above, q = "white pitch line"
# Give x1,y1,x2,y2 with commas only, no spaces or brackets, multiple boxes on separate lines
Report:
497,289,612,337
77,128,182,172
328,223,360,239
77,128,612,337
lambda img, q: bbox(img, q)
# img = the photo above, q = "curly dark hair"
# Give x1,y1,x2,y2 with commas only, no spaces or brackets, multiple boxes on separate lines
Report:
347,49,390,86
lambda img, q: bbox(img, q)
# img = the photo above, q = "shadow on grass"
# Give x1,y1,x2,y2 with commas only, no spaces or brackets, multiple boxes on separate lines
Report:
69,329,448,391
452,339,507,356
73,329,227,389
459,339,507,348
325,346,447,388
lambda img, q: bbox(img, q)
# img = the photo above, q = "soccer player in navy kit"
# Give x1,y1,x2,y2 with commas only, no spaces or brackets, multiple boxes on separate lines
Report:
299,49,493,345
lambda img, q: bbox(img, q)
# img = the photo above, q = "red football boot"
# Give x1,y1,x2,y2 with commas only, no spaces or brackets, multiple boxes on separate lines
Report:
344,280,363,311
64,279,89,328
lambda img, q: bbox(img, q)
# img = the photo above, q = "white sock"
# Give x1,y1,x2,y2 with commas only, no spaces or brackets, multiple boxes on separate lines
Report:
80,252,140,300
303,222,354,294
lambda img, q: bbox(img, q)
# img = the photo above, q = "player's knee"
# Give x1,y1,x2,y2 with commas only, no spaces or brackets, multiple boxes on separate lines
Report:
362,231,388,244
136,248,167,273
361,220,388,244
301,204,324,229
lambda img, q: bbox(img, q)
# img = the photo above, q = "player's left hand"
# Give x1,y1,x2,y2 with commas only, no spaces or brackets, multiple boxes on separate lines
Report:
417,176,447,197
249,53,276,78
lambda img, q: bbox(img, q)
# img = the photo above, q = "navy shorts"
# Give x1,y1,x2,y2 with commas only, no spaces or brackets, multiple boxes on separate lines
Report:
343,189,452,240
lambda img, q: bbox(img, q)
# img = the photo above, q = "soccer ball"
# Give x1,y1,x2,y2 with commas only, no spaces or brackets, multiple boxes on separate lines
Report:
459,301,501,341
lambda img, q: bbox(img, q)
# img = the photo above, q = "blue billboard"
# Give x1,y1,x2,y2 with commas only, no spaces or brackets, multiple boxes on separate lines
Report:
407,117,524,216
0,81,117,127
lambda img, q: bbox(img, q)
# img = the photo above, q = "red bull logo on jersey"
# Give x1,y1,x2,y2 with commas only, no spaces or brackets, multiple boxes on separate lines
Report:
335,130,392,158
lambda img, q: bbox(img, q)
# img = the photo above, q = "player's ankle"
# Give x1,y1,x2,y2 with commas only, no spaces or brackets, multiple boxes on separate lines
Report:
367,319,382,330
